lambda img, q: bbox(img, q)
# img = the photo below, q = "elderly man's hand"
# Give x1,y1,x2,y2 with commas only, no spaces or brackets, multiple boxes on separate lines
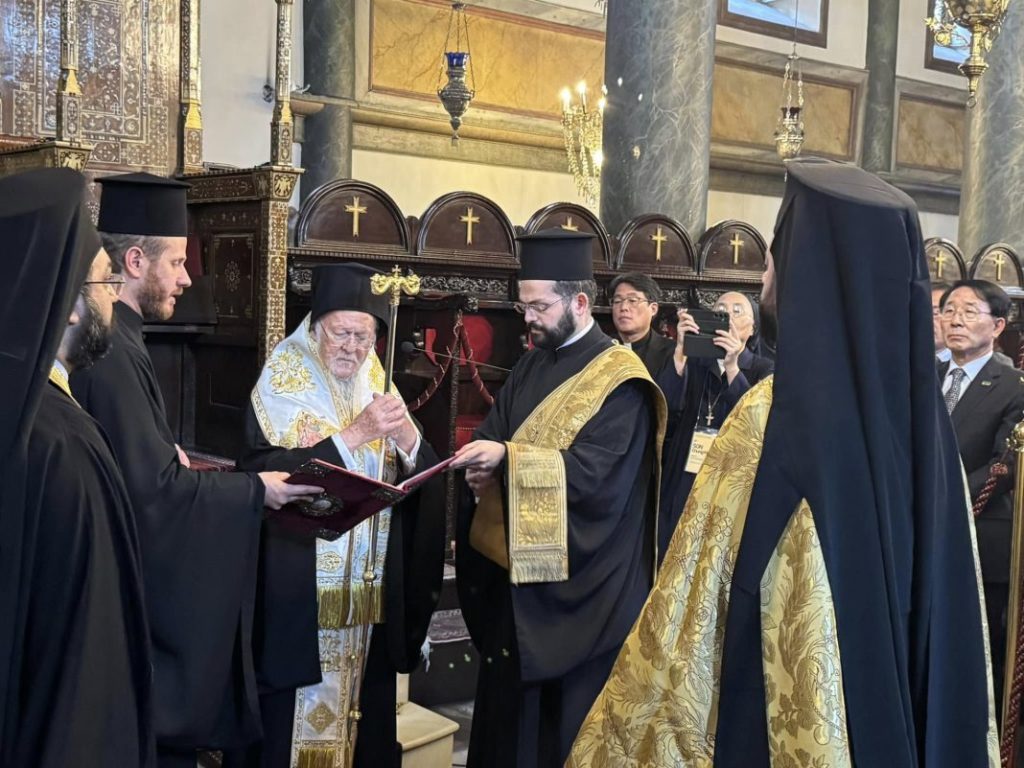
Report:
341,393,411,452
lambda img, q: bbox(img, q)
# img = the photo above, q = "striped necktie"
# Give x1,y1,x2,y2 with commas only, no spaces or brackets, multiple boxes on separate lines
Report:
945,367,966,414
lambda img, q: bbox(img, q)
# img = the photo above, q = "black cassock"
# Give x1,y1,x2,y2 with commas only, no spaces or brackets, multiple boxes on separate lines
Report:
456,323,659,768
0,167,153,768
70,302,265,753
0,383,156,768
224,404,446,768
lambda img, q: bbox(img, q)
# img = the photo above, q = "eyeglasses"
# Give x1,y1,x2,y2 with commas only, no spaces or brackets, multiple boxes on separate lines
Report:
84,274,126,297
714,302,749,316
940,305,993,323
319,326,376,349
611,296,651,309
513,297,569,315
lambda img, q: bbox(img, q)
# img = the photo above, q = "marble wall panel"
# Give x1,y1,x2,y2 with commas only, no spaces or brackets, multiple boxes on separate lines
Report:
711,60,855,158
0,0,180,172
895,95,964,174
369,0,604,118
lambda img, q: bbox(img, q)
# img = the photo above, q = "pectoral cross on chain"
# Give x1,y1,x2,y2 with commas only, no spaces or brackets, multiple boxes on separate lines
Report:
650,226,668,262
933,249,947,279
730,234,744,266
345,196,368,238
460,207,481,246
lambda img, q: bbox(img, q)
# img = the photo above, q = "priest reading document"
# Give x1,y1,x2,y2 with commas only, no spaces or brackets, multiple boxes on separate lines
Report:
451,230,666,768
69,173,320,768
223,263,446,768
0,169,153,767
569,159,998,768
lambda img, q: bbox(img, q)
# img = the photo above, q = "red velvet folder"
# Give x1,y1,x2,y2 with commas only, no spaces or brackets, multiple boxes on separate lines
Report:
271,455,457,540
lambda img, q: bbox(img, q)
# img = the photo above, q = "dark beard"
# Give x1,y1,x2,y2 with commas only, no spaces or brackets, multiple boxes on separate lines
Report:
138,270,172,321
66,293,113,370
530,309,577,350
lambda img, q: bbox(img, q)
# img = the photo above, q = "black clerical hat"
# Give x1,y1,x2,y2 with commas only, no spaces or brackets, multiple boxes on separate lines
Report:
311,263,389,330
96,172,190,237
517,229,595,281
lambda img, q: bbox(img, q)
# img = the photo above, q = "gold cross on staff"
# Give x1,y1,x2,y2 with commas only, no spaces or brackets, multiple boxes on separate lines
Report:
933,249,947,278
460,207,480,245
371,265,421,307
650,226,668,262
561,216,580,232
345,196,368,238
729,233,745,266
992,252,1007,282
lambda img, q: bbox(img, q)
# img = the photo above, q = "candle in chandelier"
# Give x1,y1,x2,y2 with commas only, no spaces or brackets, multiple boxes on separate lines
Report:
598,97,606,114
576,81,587,110
560,87,572,112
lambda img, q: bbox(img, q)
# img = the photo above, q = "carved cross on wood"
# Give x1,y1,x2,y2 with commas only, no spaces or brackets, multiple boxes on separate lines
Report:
650,226,668,262
345,196,367,238
730,234,744,266
460,207,480,245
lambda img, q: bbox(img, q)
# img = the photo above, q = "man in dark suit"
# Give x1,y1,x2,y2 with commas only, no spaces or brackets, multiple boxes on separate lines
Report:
609,272,674,378
939,278,1024,713
656,291,774,564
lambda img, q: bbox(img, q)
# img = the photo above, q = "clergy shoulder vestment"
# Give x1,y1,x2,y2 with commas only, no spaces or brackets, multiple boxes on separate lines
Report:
570,158,998,768
236,314,444,768
456,321,666,768
0,169,154,768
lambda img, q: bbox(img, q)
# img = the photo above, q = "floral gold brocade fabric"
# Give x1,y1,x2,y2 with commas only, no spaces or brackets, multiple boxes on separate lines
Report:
568,376,854,768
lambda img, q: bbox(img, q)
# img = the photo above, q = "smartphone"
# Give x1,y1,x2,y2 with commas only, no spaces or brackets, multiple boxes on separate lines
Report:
685,308,730,359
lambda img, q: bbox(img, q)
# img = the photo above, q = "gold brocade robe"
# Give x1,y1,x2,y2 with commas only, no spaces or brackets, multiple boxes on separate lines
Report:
568,376,999,768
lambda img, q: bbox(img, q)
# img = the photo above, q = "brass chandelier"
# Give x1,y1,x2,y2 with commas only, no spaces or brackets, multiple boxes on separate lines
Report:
927,0,1011,103
560,81,605,208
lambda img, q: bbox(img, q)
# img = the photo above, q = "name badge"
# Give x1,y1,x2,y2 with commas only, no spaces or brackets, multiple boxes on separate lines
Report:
685,428,719,475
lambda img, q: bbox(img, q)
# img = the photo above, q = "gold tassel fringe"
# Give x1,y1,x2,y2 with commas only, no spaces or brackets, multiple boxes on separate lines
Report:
317,583,385,629
297,745,344,768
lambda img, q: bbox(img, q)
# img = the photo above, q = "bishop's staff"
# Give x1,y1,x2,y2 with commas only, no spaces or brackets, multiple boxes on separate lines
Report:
345,265,421,766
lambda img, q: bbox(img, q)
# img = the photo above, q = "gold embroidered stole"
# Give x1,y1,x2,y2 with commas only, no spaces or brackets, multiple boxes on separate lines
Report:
48,364,79,406
568,377,856,768
470,344,666,585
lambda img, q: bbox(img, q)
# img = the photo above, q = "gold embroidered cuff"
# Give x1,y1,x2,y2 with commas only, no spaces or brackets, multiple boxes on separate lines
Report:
506,442,569,585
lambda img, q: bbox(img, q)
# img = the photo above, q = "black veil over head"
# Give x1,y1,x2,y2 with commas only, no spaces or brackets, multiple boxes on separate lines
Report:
716,158,993,767
0,168,100,741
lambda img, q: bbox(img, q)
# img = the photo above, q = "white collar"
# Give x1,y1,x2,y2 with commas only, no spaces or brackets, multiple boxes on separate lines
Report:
948,351,993,382
559,319,594,350
52,359,70,380
936,348,952,363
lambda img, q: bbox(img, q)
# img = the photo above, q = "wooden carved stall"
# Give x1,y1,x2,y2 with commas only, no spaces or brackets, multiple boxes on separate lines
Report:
926,237,968,283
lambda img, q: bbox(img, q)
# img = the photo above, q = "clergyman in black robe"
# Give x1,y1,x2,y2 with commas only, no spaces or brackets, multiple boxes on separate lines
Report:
571,158,997,768
0,168,154,768
222,263,445,768
452,230,666,768
69,173,319,768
